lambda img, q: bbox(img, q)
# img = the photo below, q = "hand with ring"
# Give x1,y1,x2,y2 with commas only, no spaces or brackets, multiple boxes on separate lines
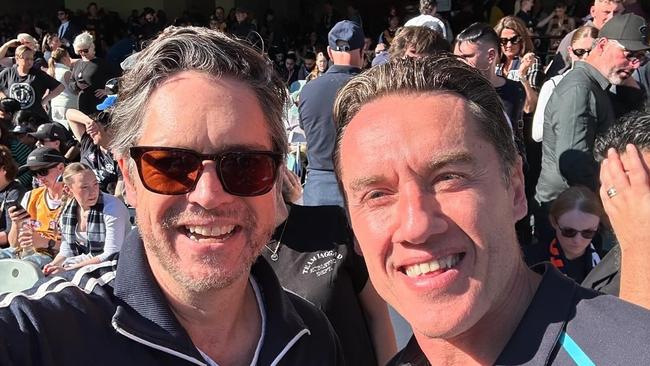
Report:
599,144,650,254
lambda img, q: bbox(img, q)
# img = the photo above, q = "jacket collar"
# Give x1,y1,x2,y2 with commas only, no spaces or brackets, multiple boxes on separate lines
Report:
112,229,310,364
325,64,361,75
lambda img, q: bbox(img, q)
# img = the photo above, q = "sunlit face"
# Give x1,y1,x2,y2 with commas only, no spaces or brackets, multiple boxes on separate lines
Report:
36,138,60,150
454,41,494,77
120,72,280,293
500,28,522,59
591,1,624,29
316,53,328,72
34,163,63,189
339,93,527,339
67,170,100,209
552,209,599,259
568,35,595,62
601,40,644,85
16,50,34,71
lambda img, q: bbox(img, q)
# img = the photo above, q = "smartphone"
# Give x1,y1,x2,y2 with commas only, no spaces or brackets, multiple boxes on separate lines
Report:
5,200,23,212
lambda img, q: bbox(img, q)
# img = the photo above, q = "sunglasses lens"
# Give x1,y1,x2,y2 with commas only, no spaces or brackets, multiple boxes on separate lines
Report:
581,230,597,239
219,153,278,196
560,228,578,238
135,149,202,195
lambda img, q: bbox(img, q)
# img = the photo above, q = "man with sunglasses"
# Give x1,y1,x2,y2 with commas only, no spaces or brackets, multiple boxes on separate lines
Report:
0,27,343,366
535,14,650,244
0,147,65,268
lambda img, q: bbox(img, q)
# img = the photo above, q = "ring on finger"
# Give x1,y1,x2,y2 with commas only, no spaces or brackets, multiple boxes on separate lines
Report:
606,186,618,198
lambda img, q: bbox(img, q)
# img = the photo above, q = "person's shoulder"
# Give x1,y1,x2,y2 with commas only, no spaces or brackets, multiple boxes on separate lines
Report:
284,289,340,341
565,291,650,363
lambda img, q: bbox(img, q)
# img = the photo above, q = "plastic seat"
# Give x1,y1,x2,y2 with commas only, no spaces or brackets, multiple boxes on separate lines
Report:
0,259,44,294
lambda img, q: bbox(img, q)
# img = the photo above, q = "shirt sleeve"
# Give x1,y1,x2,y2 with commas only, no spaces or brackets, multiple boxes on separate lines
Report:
532,79,556,142
40,70,61,91
96,195,130,261
552,85,599,189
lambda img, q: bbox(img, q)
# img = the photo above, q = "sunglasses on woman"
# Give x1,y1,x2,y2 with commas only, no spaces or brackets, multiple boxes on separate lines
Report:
129,146,283,196
572,48,591,58
499,35,521,46
558,225,598,239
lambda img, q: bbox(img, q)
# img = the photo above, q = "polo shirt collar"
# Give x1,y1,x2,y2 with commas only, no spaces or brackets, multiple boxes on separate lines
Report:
574,61,611,91
112,229,311,364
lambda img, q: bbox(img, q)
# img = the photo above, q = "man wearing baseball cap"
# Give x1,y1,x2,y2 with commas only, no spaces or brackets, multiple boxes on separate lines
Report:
299,20,364,208
536,13,650,243
1,147,66,268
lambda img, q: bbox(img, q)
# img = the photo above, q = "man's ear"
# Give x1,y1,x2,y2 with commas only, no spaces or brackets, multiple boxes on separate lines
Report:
509,156,528,221
488,48,497,64
117,157,137,207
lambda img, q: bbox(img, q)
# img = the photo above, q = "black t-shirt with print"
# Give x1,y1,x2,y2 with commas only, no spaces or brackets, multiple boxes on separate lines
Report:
260,204,376,366
80,132,120,194
0,65,60,119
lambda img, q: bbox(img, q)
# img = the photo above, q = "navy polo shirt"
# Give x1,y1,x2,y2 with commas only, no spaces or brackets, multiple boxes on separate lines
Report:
298,65,360,172
388,264,650,365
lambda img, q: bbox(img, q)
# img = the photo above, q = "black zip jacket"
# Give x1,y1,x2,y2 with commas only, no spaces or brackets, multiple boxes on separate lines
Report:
0,231,344,365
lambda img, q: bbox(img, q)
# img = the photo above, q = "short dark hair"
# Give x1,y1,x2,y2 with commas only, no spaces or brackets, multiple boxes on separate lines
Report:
389,26,450,58
304,51,316,60
595,110,650,159
456,22,501,52
333,55,517,186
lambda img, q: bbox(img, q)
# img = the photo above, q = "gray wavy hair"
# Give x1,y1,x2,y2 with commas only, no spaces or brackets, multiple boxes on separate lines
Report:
110,26,288,168
73,31,94,53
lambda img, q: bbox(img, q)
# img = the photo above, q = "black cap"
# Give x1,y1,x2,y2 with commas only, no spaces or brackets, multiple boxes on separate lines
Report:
328,20,365,51
19,147,65,172
28,123,67,141
599,14,650,52
0,98,21,114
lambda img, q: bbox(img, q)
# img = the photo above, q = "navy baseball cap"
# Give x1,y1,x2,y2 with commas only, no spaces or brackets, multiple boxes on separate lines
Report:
328,20,365,51
18,147,65,172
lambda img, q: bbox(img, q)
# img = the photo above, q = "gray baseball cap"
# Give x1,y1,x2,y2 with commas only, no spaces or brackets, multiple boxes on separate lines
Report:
599,13,650,52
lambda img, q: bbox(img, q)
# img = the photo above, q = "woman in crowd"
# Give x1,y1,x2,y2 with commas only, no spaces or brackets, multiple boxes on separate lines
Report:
43,163,129,275
306,51,329,81
495,15,544,114
41,33,62,63
525,186,605,283
68,32,116,115
47,48,78,129
261,167,397,366
0,45,62,121
532,25,597,142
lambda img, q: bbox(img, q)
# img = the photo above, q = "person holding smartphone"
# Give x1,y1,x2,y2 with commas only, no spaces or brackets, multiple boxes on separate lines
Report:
0,146,27,247
1,147,65,268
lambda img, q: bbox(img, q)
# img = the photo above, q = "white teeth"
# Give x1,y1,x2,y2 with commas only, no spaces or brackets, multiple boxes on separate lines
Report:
403,254,460,277
186,225,235,239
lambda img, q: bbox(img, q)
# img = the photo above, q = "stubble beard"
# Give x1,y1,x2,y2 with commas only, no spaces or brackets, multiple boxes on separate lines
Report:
139,204,274,294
